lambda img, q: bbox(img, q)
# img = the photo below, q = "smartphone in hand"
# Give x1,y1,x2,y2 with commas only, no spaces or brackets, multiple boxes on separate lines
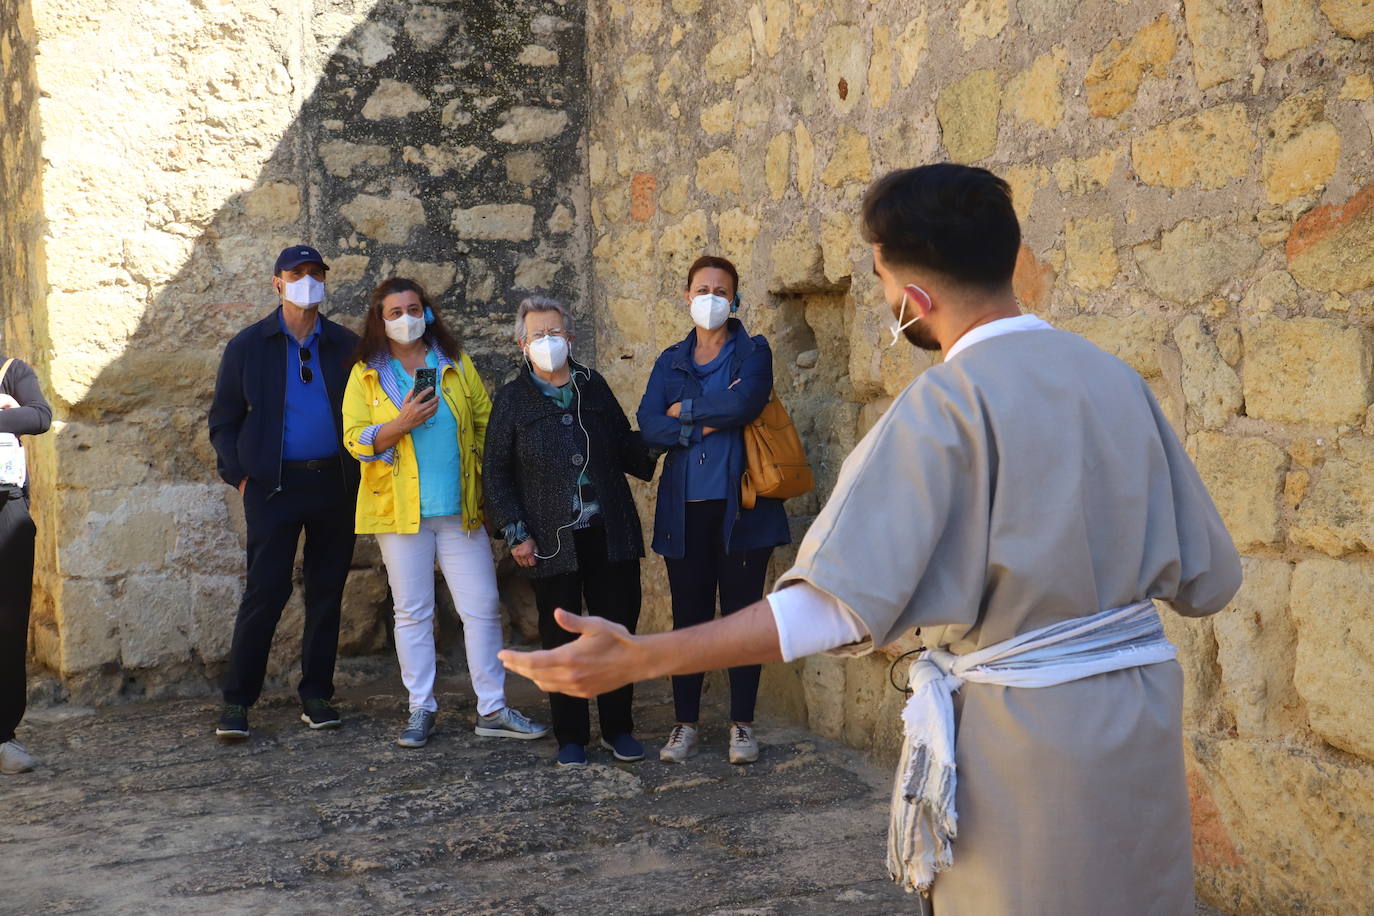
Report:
414,367,438,400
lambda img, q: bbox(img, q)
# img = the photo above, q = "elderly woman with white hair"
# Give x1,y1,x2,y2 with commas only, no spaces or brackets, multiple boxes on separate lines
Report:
483,297,658,767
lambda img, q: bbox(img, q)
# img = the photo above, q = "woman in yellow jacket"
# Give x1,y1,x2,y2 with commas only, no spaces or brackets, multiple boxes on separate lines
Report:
343,278,548,748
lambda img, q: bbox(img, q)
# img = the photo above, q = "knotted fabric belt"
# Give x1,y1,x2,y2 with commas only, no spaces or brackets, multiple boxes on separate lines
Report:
887,599,1177,894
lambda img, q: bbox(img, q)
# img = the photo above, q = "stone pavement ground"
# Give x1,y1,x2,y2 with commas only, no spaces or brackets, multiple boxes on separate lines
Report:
2,662,1240,916
1,666,910,916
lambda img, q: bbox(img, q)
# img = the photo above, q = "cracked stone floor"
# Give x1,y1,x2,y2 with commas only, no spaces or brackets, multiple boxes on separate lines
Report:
2,660,1239,915
1,663,913,916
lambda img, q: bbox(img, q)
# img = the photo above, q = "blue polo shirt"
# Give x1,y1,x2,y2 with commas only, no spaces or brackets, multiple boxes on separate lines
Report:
684,337,737,501
279,311,340,461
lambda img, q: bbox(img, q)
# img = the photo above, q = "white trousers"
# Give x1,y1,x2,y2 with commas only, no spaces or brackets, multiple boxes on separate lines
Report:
376,516,506,716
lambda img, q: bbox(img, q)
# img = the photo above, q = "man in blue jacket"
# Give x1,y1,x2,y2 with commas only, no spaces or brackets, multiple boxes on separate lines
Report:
208,246,360,740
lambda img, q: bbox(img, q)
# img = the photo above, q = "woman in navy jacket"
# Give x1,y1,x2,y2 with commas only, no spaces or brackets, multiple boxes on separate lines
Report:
636,255,790,766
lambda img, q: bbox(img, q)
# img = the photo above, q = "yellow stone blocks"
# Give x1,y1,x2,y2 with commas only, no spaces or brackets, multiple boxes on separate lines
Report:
1132,104,1253,190
1084,15,1175,118
1064,216,1119,290
1190,431,1287,550
1262,91,1340,204
1006,47,1067,130
936,69,1000,163
820,127,873,188
695,147,743,196
1241,318,1374,426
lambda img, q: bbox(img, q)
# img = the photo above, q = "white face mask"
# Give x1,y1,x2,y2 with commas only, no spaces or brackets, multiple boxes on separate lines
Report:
690,293,731,331
282,275,325,308
527,335,570,372
384,313,426,344
889,291,921,347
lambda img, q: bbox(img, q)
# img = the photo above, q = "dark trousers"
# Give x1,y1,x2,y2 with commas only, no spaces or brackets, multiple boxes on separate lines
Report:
0,492,35,743
530,524,641,747
664,500,772,724
223,464,356,708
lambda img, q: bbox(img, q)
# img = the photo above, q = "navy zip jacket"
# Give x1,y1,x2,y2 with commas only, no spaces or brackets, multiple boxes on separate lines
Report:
637,319,790,559
208,308,360,493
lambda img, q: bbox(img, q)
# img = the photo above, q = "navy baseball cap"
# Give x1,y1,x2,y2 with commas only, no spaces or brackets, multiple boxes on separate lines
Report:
274,245,330,273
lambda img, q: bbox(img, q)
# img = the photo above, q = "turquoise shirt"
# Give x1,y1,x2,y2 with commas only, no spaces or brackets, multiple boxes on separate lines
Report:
390,351,461,519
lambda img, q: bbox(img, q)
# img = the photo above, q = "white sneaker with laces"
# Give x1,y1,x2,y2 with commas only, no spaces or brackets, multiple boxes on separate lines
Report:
1,739,35,774
659,724,699,763
728,723,759,765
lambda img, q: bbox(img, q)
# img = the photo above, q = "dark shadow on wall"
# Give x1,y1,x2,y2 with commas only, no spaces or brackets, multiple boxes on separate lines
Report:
50,0,590,699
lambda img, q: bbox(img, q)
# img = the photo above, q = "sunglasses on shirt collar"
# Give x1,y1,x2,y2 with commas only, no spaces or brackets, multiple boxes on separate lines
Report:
298,347,313,384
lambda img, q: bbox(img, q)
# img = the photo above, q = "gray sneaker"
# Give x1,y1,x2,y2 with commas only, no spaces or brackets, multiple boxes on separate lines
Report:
659,724,699,763
0,739,35,774
728,723,759,765
474,706,550,740
396,709,437,748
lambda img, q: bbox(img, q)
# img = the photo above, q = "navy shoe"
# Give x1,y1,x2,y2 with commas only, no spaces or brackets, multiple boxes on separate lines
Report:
556,743,588,767
300,698,342,730
600,733,645,762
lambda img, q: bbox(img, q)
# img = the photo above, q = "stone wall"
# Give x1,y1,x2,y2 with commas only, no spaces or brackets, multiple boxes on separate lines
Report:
20,0,588,700
580,0,1374,912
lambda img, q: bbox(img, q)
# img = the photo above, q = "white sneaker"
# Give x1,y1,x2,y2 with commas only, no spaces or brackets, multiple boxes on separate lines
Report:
659,724,699,763
0,739,35,774
728,723,759,765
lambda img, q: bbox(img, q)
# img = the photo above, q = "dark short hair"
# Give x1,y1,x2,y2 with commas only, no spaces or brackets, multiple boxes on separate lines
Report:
350,277,463,365
685,255,739,294
861,164,1021,291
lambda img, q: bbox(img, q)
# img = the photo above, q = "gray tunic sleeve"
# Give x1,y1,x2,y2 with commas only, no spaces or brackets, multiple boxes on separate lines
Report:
776,374,991,648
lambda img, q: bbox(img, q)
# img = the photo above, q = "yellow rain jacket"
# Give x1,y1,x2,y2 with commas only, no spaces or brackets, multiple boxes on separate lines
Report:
342,351,490,535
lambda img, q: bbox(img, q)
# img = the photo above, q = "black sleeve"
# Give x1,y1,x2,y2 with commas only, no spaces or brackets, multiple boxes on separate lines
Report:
0,359,52,437
598,373,658,482
480,386,527,537
207,336,248,487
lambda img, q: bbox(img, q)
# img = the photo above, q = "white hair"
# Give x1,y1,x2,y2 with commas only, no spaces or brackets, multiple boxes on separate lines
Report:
514,296,575,341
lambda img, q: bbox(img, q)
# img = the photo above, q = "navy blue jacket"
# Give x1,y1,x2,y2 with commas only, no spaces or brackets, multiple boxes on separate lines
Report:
637,319,791,559
208,308,360,494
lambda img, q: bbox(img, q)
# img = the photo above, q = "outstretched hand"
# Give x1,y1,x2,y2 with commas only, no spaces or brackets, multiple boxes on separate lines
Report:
499,609,647,698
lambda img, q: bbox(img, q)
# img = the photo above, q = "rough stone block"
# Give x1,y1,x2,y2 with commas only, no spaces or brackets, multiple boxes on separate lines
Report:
1189,431,1286,550
716,207,760,275
1291,439,1374,556
897,14,928,87
705,30,752,83
1320,0,1374,37
819,126,872,188
1173,315,1242,430
765,132,790,201
1242,318,1373,426
1058,314,1169,379
698,99,734,136
936,69,1000,163
1212,558,1303,739
339,568,388,655
55,578,119,674
1064,216,1119,290
491,107,568,144
1134,219,1261,305
1052,147,1121,194
243,182,300,224
867,24,893,110
1184,0,1256,90
957,0,1009,48
318,141,390,178
1261,0,1322,58
1290,558,1374,760
1084,15,1175,118
695,148,742,196
361,79,429,120
514,256,560,291
1286,181,1374,293
657,210,709,283
517,44,558,67
1012,245,1055,312
1132,104,1252,190
451,204,536,242
1006,46,1066,129
402,143,486,177
768,225,828,294
117,575,193,670
340,193,425,245
394,260,457,297
822,24,867,113
1263,91,1340,204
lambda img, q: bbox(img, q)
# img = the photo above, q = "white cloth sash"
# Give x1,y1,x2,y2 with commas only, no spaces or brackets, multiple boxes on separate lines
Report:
887,599,1178,894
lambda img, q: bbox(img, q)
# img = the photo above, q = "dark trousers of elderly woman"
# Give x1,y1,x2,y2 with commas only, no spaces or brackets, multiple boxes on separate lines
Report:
530,524,641,747
664,500,772,724
0,489,35,744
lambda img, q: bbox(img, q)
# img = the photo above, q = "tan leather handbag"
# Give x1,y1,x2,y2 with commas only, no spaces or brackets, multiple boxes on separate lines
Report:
740,390,814,508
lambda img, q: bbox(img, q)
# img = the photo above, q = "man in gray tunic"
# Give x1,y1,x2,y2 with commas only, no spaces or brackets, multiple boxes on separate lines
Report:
501,163,1242,915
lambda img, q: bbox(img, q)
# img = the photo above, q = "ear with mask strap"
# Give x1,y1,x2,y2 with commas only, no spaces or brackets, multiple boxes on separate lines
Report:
730,293,741,314
423,306,435,324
